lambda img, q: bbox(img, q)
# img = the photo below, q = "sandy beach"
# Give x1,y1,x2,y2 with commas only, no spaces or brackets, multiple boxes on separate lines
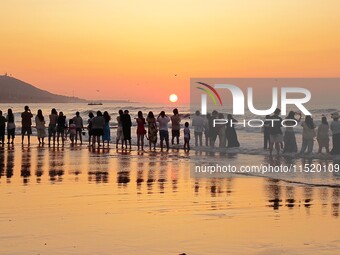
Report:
1,141,340,255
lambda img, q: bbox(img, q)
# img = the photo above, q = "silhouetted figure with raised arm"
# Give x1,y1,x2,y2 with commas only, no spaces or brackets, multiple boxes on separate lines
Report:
157,111,170,151
121,110,132,149
21,105,33,145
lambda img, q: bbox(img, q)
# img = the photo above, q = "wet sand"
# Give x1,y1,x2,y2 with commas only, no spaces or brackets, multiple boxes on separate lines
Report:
1,142,340,255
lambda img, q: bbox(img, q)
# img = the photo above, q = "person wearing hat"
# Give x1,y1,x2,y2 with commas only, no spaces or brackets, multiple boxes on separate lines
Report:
330,112,340,155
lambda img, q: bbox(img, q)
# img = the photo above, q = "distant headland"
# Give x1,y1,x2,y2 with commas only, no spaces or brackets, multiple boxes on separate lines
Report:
0,75,132,104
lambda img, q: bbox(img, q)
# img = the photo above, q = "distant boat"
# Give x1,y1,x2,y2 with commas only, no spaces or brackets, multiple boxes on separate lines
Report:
88,102,103,105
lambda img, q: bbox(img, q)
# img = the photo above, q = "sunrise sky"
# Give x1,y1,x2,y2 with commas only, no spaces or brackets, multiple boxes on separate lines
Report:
1,0,340,103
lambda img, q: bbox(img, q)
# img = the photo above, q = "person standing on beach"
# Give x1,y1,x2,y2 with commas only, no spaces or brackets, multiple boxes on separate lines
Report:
57,112,67,146
6,109,15,145
157,111,170,151
263,115,271,149
48,108,58,146
116,110,124,149
72,112,84,145
330,112,340,155
68,119,76,146
317,116,330,153
283,111,301,153
35,109,46,145
217,113,226,148
135,111,146,150
204,113,211,147
91,111,105,148
87,112,94,147
300,115,316,154
102,111,111,147
226,114,240,148
0,110,7,145
183,122,190,151
21,105,33,145
210,110,219,147
170,108,181,145
146,111,158,150
121,110,132,149
192,110,204,147
269,108,283,156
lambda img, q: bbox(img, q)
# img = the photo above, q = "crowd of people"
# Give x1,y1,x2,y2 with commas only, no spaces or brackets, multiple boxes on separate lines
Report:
0,105,339,156
262,108,340,156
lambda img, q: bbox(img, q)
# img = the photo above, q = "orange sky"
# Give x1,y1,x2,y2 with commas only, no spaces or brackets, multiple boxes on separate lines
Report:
1,0,340,103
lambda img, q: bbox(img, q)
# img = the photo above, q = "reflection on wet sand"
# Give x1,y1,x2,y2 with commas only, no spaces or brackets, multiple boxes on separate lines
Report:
36,147,45,183
21,147,31,185
0,145,339,219
88,148,109,183
48,147,65,183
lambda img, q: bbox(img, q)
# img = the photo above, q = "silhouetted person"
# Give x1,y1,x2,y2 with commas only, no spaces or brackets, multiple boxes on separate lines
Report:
209,110,219,147
146,111,158,150
121,110,132,149
330,112,340,155
192,110,204,146
317,116,330,153
116,110,124,149
217,113,226,147
204,113,211,146
170,108,181,145
269,108,283,156
91,111,105,148
226,114,240,148
183,122,190,151
300,115,316,154
73,111,84,145
0,110,7,145
68,119,76,145
57,112,66,146
6,109,15,145
283,111,301,153
136,111,146,150
263,115,271,149
103,111,111,147
87,112,94,147
48,108,58,146
35,109,46,145
21,105,33,145
157,111,170,150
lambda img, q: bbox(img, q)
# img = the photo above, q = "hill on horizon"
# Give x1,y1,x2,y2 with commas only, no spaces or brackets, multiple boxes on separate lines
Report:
0,75,86,103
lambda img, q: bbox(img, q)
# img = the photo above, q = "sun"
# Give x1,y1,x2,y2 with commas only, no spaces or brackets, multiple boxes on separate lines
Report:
169,94,178,103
